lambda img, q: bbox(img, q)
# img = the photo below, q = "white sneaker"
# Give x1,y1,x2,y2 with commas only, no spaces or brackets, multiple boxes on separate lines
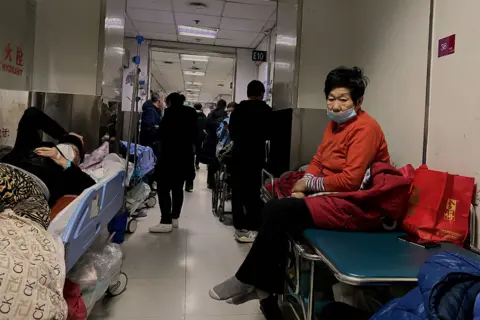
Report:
235,230,257,243
172,219,179,228
149,224,173,233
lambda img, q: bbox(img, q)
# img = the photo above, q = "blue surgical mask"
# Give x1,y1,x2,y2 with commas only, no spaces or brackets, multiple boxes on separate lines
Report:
327,108,357,124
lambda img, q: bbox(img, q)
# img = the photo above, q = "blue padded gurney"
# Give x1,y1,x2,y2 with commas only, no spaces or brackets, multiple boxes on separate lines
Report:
290,230,478,320
303,230,430,285
60,169,126,271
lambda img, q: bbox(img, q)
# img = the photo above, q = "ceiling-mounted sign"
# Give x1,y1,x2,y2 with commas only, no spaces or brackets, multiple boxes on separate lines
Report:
252,50,267,62
438,34,456,58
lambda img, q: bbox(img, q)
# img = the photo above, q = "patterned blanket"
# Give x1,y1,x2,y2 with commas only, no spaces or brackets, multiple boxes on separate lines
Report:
0,210,67,320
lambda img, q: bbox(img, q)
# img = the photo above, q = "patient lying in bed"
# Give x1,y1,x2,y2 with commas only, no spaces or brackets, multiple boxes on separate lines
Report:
0,108,98,319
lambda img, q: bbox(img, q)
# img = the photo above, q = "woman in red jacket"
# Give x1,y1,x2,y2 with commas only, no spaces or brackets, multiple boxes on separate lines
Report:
209,67,391,304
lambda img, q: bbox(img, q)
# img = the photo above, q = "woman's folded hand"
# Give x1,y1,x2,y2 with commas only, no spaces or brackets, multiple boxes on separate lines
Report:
291,192,306,199
292,179,308,193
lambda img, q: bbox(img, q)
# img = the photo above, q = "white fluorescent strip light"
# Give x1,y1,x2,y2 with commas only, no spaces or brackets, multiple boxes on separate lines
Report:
186,82,203,86
187,89,201,92
181,54,210,62
178,25,218,39
184,71,205,76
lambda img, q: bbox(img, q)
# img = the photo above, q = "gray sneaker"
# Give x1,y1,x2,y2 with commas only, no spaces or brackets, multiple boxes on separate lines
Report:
234,230,257,243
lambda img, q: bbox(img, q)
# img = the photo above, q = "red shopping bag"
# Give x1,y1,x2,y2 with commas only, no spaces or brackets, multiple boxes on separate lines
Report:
402,165,475,246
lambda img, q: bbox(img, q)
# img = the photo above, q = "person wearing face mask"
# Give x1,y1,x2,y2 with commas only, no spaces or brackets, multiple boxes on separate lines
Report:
0,107,96,230
209,67,393,307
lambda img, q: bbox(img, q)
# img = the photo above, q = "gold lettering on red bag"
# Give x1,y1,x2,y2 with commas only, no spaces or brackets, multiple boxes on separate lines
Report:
444,199,457,221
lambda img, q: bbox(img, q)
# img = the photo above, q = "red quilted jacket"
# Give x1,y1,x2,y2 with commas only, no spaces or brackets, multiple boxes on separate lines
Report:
270,162,411,230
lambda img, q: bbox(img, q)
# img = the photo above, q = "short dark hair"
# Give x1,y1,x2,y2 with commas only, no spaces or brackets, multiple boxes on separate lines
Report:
194,103,203,110
227,102,237,109
247,80,265,98
151,94,160,103
217,99,227,108
166,92,186,106
324,66,368,105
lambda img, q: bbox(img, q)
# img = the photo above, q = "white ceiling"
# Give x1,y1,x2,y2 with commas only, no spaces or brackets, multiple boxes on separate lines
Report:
125,0,277,48
150,50,234,103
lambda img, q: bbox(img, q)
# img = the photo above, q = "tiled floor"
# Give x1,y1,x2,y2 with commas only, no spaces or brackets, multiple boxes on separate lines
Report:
90,168,265,320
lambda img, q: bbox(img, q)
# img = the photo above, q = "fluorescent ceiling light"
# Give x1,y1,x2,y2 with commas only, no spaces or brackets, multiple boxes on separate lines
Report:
178,25,218,39
181,54,210,62
186,82,203,86
184,71,205,76
187,88,201,92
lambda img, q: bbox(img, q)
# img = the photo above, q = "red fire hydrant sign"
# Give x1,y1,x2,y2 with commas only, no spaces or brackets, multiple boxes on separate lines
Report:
438,34,456,58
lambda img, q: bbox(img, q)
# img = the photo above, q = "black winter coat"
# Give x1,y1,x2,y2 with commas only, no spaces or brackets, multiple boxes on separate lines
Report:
200,107,227,164
2,108,95,206
229,99,272,167
155,104,198,179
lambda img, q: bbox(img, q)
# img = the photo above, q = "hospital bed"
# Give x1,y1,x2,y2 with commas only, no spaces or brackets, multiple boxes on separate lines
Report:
261,170,480,320
48,165,126,272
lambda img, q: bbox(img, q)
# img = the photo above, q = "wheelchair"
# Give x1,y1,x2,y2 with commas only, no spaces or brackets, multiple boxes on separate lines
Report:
211,144,233,222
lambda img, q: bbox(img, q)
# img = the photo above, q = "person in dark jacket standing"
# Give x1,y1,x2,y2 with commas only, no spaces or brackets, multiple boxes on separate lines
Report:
1,107,95,229
139,93,163,147
229,80,272,243
203,99,227,188
149,93,198,233
185,103,207,192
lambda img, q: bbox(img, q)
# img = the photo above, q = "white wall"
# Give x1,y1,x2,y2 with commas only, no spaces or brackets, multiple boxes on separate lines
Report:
32,0,102,95
428,0,480,179
297,0,353,110
297,0,430,167
235,48,257,102
352,0,431,167
0,0,35,91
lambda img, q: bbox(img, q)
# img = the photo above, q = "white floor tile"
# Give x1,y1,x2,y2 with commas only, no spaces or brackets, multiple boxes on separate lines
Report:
91,169,263,319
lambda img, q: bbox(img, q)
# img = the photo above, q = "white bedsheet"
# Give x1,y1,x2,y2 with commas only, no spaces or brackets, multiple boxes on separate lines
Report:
47,153,128,237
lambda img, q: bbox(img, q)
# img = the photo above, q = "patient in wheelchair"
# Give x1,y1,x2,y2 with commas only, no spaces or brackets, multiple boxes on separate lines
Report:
1,107,95,230
209,66,407,305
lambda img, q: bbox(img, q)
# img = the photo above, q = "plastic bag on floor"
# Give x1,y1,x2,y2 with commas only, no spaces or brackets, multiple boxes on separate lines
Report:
68,243,124,311
126,182,151,209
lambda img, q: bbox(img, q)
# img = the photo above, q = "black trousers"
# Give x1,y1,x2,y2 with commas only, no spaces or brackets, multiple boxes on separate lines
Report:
236,198,316,294
207,162,218,188
231,165,264,231
157,173,186,224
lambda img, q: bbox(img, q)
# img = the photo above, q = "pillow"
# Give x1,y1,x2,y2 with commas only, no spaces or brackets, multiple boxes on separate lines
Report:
80,142,109,170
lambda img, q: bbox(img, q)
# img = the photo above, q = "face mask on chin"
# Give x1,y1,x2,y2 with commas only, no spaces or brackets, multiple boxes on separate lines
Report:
327,108,357,124
56,143,76,163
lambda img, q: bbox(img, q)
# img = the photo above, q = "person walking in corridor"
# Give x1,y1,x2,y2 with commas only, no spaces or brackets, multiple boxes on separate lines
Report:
149,93,198,233
185,103,207,192
229,81,272,243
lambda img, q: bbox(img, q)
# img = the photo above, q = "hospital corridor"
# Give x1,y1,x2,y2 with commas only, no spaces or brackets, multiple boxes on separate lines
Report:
4,0,480,319
89,168,264,320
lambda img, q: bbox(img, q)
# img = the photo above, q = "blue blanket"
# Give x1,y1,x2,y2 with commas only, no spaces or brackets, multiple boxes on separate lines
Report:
371,251,480,320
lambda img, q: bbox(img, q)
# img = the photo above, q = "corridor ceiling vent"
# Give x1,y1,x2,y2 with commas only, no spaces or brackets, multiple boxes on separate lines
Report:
188,2,208,9
178,25,218,39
